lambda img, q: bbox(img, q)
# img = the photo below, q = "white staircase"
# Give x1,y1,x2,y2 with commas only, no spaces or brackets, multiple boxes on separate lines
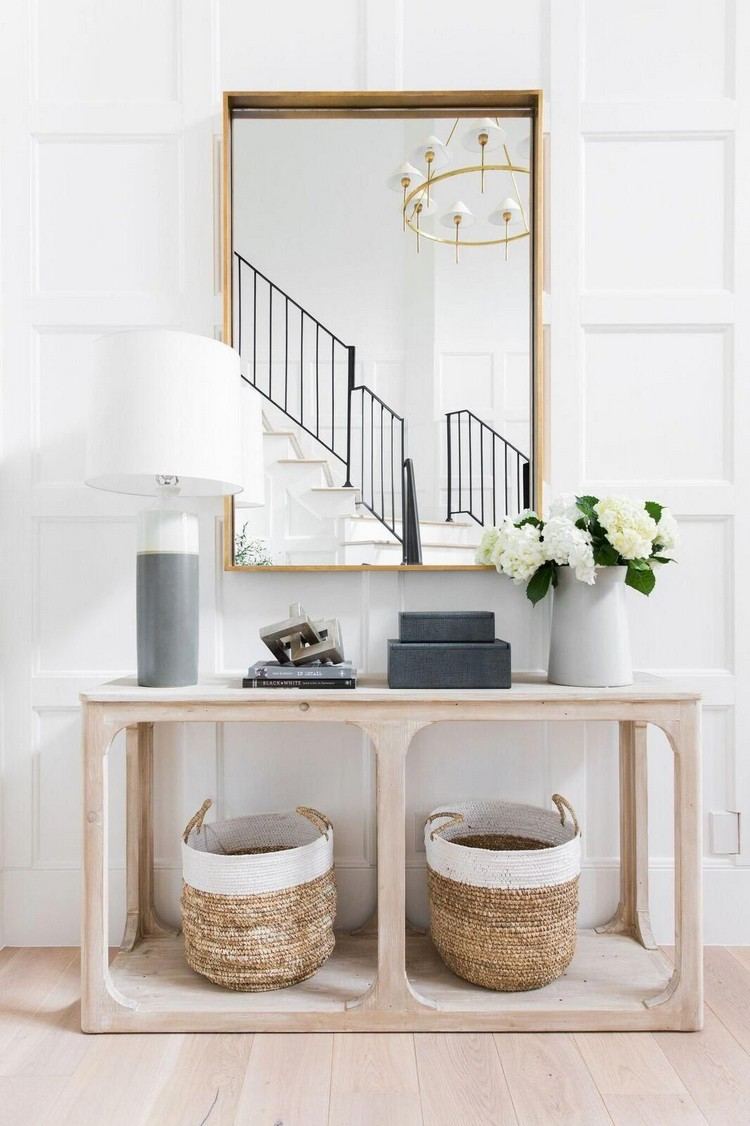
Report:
236,410,482,565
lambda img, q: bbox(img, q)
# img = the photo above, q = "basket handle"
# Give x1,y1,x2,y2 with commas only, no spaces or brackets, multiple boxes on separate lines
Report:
182,798,212,844
296,805,333,839
552,793,580,836
425,811,464,841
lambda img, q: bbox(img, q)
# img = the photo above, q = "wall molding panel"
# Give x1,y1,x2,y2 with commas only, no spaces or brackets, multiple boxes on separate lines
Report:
1,0,749,948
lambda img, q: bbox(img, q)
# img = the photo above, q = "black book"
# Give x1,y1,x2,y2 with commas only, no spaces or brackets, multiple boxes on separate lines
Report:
247,660,356,681
242,677,357,689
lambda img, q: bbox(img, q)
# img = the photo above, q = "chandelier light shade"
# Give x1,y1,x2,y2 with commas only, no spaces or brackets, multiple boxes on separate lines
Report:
439,200,475,228
461,117,507,152
393,117,530,261
387,161,424,191
488,197,522,225
489,196,523,259
410,133,451,170
387,162,425,228
439,200,475,262
410,133,452,206
461,117,507,191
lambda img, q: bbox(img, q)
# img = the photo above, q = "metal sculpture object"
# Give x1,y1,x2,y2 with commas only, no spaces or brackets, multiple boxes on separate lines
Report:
260,603,345,665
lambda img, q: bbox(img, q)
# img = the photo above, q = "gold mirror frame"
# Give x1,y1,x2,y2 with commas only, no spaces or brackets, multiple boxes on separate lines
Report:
222,90,544,572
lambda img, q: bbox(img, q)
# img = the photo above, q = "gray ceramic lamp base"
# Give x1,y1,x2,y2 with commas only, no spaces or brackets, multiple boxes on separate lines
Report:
136,508,199,687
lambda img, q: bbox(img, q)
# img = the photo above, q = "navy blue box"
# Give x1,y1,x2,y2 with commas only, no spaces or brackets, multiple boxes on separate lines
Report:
398,610,495,644
387,639,511,689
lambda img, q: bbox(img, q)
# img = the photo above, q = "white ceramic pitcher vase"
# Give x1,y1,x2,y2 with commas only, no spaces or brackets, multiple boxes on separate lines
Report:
547,565,633,687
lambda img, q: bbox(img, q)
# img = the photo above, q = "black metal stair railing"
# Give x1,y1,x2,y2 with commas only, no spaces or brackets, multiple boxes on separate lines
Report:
235,251,355,485
235,252,422,562
446,409,530,526
351,384,405,541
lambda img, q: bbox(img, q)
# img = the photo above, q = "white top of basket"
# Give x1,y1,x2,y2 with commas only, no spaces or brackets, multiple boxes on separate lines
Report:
425,799,581,890
183,809,334,896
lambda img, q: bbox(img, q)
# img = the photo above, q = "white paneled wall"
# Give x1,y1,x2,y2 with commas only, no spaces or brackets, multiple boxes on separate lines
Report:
1,0,748,946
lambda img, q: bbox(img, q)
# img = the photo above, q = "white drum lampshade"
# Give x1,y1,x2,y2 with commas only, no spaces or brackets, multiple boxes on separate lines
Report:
86,330,245,497
85,330,255,688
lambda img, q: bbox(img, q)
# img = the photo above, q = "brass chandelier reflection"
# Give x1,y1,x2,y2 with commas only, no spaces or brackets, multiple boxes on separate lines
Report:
387,117,530,263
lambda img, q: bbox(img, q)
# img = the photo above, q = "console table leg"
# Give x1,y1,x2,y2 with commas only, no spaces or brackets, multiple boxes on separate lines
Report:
349,720,434,1013
645,701,703,1027
82,706,133,1030
121,723,178,952
596,719,656,949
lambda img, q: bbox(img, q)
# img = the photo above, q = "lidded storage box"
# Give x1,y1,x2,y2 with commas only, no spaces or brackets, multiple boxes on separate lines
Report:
181,799,336,991
425,795,580,991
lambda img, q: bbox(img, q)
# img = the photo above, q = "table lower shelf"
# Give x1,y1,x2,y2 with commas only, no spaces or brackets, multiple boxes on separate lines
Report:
100,928,678,1032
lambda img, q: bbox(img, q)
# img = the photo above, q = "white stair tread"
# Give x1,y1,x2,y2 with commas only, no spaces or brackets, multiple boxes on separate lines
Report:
309,486,358,494
277,458,331,466
347,514,475,528
343,539,476,550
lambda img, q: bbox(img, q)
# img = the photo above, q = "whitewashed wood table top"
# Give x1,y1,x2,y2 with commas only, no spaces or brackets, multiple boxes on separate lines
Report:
81,672,700,704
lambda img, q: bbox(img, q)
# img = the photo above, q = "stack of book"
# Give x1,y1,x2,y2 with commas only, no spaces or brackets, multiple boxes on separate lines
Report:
243,660,357,689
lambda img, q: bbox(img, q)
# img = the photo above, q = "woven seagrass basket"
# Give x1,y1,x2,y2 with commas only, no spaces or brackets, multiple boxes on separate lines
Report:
425,794,580,992
181,799,336,991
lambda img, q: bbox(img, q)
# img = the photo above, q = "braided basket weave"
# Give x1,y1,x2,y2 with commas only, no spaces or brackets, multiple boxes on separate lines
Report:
181,800,336,991
425,795,580,992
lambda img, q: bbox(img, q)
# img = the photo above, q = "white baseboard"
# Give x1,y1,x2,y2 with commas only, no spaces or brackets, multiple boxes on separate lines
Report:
2,863,747,946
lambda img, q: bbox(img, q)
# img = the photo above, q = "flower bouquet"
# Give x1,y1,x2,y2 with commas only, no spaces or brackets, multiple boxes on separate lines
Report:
476,494,678,604
477,495,679,686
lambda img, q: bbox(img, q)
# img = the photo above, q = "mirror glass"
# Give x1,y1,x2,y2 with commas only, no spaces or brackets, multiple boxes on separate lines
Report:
230,108,536,568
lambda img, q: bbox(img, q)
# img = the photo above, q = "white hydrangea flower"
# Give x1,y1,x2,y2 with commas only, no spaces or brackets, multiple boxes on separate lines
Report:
567,538,596,584
541,515,587,565
475,526,500,565
547,493,581,524
654,507,679,556
594,496,658,561
490,519,546,584
541,513,597,584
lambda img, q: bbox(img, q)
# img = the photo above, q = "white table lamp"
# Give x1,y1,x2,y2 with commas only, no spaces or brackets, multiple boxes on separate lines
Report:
85,330,253,686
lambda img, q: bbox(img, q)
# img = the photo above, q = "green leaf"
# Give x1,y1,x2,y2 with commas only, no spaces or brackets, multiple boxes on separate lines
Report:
652,555,675,565
576,495,599,522
625,560,656,596
645,500,663,523
517,514,541,528
593,539,620,566
526,561,555,605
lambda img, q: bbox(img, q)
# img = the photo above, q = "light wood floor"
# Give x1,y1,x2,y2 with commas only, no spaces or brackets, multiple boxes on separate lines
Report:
2,947,750,1125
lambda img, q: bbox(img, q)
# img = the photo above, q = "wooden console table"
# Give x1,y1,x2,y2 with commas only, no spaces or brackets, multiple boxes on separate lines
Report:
80,676,702,1033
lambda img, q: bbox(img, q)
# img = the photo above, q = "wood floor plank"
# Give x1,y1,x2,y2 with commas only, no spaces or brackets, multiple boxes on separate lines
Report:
0,948,21,975
727,946,750,974
0,948,77,1057
703,947,750,1053
40,1033,185,1126
0,951,85,1078
329,1032,422,1126
416,1033,518,1126
0,1077,65,1126
234,1032,331,1126
145,1033,253,1126
496,1033,611,1125
654,1008,750,1126
576,1032,707,1125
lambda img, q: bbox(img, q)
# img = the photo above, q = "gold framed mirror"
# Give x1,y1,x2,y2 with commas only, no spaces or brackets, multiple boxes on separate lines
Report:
222,90,544,571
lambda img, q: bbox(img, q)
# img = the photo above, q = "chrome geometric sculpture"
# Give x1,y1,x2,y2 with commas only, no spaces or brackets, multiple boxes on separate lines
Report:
260,602,345,665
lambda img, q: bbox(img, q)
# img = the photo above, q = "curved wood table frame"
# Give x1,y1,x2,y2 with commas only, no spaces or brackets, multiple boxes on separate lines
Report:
80,676,702,1033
